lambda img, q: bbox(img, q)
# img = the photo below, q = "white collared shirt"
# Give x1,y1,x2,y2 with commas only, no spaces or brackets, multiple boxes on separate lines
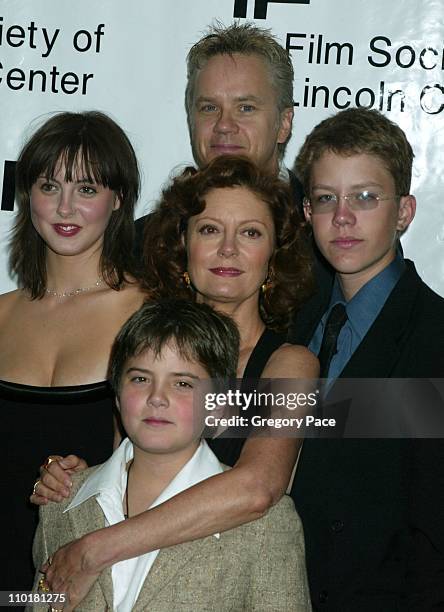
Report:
65,439,223,612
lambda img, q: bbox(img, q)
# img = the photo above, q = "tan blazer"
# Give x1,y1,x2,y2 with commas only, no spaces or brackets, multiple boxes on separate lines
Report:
32,468,311,611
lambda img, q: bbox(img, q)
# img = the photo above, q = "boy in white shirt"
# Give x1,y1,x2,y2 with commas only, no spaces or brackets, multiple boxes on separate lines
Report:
33,299,311,611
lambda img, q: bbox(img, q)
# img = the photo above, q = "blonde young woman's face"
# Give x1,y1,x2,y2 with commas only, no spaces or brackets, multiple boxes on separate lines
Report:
186,186,275,308
30,161,119,257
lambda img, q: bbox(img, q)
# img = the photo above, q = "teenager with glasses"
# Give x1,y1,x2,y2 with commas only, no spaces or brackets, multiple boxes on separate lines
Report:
289,107,444,610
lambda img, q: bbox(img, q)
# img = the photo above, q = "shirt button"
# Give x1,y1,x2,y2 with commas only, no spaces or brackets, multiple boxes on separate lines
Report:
319,590,329,604
331,519,344,533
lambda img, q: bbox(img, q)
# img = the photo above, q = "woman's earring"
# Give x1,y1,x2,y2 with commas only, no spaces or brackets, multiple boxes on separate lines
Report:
261,276,273,294
183,271,191,288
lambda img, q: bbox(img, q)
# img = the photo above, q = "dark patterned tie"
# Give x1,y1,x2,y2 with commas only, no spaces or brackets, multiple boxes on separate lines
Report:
318,303,348,378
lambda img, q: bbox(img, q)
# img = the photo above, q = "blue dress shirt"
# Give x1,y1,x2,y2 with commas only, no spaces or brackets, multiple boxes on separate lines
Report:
309,254,405,387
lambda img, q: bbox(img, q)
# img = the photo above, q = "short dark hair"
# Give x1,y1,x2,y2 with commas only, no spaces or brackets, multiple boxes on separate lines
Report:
142,156,313,332
185,22,294,159
109,299,240,391
12,111,140,298
294,107,414,196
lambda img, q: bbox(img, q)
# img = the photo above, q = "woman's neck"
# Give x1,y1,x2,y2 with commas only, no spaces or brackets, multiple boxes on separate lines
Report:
203,298,265,354
45,248,103,293
202,298,266,377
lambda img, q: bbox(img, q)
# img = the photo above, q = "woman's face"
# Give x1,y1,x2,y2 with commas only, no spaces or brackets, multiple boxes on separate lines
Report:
186,186,275,308
30,160,119,257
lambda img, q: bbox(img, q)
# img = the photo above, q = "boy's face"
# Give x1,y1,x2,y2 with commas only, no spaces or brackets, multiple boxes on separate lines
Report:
117,344,208,457
304,150,415,298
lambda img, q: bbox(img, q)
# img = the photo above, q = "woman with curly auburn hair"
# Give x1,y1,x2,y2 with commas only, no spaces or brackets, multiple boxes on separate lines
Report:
34,157,318,608
142,155,317,461
143,155,314,333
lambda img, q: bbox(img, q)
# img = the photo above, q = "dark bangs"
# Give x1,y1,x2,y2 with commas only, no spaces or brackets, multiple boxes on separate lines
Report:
109,300,240,391
11,111,140,298
17,111,139,202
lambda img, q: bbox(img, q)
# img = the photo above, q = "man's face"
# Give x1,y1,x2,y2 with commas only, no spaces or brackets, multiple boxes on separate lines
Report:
305,150,415,298
189,53,293,174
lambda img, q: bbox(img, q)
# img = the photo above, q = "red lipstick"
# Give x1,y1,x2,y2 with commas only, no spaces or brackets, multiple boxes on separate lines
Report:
53,224,81,237
209,267,244,277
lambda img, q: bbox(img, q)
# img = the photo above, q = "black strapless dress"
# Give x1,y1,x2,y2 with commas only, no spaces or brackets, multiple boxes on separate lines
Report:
208,328,286,467
0,380,115,591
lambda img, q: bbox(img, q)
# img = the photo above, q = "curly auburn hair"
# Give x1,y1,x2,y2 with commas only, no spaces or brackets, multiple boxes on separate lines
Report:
142,156,313,332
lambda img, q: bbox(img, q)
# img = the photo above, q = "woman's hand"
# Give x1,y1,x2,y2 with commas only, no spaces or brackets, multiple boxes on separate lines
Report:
41,533,101,611
30,455,88,505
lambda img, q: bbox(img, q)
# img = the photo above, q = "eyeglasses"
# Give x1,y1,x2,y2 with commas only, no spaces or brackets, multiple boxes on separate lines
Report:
304,191,401,214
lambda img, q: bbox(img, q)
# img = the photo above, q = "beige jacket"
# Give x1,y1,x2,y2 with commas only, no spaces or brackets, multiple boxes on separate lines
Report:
32,467,311,611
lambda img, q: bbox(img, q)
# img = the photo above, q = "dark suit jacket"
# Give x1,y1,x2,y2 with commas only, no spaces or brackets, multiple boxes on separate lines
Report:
289,260,444,611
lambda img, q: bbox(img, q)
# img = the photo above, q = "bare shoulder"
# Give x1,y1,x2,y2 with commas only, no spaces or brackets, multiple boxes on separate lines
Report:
262,342,319,378
108,281,146,315
0,289,24,321
122,280,147,303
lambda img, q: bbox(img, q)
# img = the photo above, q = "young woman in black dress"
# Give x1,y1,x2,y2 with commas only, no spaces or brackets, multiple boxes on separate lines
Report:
0,111,145,589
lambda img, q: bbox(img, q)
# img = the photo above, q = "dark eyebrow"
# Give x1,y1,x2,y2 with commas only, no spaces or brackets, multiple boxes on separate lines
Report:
171,372,201,380
125,367,201,380
36,175,97,185
194,215,269,227
74,177,97,184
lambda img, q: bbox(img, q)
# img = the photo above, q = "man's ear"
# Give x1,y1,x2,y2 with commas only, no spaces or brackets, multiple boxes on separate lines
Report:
277,107,294,144
397,194,416,233
115,395,121,411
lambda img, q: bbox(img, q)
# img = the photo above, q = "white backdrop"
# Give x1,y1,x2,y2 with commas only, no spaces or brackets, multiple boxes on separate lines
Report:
1,0,443,295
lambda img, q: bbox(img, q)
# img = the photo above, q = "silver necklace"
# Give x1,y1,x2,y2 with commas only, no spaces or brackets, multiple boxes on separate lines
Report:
45,277,103,298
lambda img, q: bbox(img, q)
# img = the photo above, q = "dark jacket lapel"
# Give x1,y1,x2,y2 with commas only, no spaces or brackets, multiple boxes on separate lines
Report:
339,260,421,379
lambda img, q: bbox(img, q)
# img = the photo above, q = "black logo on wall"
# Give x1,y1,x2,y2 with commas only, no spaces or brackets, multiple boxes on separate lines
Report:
1,161,15,212
234,0,310,19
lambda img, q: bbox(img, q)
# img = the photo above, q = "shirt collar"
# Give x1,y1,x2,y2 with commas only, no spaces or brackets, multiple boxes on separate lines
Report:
65,438,133,512
65,439,223,538
328,253,405,341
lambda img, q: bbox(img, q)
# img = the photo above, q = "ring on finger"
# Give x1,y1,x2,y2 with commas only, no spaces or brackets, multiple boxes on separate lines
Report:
43,456,57,470
32,479,41,496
